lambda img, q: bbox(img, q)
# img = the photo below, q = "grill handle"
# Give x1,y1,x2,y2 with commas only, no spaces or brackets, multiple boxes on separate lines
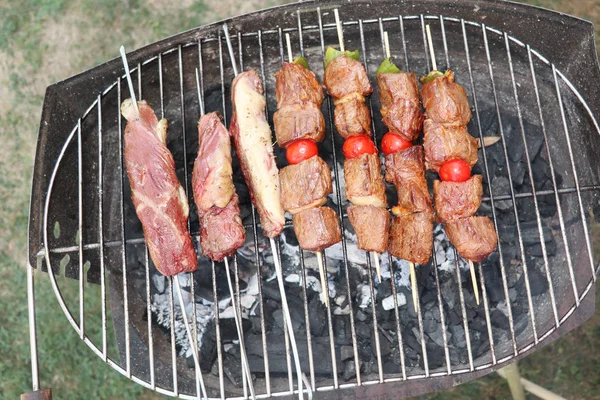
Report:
20,389,52,400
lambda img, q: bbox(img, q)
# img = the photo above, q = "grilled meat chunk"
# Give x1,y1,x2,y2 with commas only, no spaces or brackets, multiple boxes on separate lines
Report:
275,62,324,107
423,119,479,171
384,146,432,215
292,206,342,251
421,69,471,126
273,103,325,147
344,153,387,209
192,112,235,211
388,211,434,265
444,216,498,262
122,99,197,276
333,95,372,138
433,175,483,223
280,155,332,214
377,72,424,141
324,55,373,100
230,70,285,238
200,194,246,262
347,205,390,253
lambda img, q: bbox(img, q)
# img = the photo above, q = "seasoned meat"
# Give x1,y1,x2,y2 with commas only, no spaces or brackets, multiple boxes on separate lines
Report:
230,70,285,238
433,175,483,223
292,206,342,251
199,194,246,262
377,72,424,141
333,95,372,138
347,205,390,253
280,155,332,214
444,216,498,262
421,70,471,126
192,112,235,211
323,54,373,100
122,99,197,276
388,211,434,265
344,153,387,208
273,103,325,148
384,146,432,215
423,119,479,172
275,62,324,108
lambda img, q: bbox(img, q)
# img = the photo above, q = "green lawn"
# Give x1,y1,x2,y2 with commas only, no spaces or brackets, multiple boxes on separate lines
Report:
1,1,598,399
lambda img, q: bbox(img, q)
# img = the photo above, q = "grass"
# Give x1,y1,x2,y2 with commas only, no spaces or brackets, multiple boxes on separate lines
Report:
0,0,598,399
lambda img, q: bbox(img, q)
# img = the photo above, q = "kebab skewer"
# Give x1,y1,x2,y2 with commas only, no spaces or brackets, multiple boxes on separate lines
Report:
119,47,208,399
323,9,388,280
276,34,342,308
422,26,498,305
191,68,255,397
222,24,311,400
377,32,433,312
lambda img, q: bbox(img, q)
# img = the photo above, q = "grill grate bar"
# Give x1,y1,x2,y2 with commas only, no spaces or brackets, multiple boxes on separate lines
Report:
97,94,108,360
552,64,597,282
461,19,518,356
316,6,362,386
77,118,85,340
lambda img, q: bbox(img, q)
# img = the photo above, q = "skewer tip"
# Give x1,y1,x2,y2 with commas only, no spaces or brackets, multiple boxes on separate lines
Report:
409,262,418,313
469,260,480,305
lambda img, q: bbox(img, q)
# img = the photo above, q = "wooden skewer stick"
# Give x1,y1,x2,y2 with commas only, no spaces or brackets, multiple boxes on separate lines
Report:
383,31,418,308
425,25,481,306
285,33,330,308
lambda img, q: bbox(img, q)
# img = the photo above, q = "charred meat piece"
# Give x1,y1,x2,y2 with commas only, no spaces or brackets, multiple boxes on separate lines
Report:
388,211,434,265
192,112,235,211
230,70,285,238
122,99,197,276
275,62,324,107
384,146,432,215
433,175,483,223
423,119,479,172
344,153,387,209
323,55,373,101
347,205,390,253
377,72,424,141
200,194,246,262
292,206,342,251
280,155,332,214
421,70,471,126
444,216,498,262
333,95,372,138
273,103,325,148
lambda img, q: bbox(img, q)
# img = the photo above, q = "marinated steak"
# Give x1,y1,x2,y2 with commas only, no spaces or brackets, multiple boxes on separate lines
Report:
444,216,498,262
199,194,246,262
344,153,387,208
347,205,390,253
388,211,434,265
280,155,332,214
377,72,424,141
324,54,373,100
423,119,479,172
384,146,432,215
292,206,342,251
275,62,324,107
421,69,471,127
333,95,372,138
273,103,325,148
433,175,483,223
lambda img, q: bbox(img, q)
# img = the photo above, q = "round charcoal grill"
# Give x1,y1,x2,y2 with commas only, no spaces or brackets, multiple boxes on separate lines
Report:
25,0,600,399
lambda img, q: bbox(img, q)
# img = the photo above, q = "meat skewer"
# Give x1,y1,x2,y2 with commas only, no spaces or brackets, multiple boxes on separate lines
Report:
277,33,342,308
191,68,255,398
324,9,387,280
378,31,433,312
423,26,499,305
119,46,208,399
222,24,311,400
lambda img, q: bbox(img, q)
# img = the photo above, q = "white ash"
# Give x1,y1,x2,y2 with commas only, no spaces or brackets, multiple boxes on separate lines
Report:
434,224,470,272
382,293,408,310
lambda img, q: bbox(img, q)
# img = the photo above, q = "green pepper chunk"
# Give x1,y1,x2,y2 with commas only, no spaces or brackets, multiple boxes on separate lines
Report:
376,57,402,76
292,56,309,70
324,46,360,67
420,69,454,84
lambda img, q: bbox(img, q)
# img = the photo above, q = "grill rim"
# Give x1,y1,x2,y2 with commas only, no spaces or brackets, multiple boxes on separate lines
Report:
27,0,600,399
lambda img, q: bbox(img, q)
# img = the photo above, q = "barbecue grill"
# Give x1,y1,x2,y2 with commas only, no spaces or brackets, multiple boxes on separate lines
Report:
25,0,600,399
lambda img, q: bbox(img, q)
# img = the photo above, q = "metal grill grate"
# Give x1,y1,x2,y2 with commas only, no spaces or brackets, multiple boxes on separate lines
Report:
31,5,599,400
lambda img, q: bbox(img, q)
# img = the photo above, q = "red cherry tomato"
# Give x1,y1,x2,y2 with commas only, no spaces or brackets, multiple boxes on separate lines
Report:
286,139,319,164
381,132,412,155
439,159,471,182
342,136,378,159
